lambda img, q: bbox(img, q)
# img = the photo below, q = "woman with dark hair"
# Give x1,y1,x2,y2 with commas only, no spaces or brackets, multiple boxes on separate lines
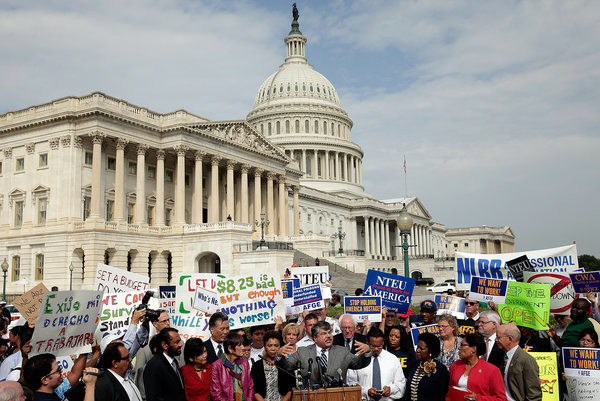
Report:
386,325,416,378
250,331,293,401
182,338,211,401
210,332,254,401
578,327,599,348
405,332,449,401
446,333,506,401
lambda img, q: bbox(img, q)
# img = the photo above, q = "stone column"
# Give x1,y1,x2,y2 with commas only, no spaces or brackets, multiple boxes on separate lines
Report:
174,145,188,224
278,176,287,235
89,132,105,219
343,153,349,182
313,150,318,178
210,157,221,222
410,226,416,256
376,219,382,256
395,225,401,259
359,160,363,185
369,217,374,256
254,169,262,223
193,151,205,224
156,150,165,226
266,172,275,234
114,138,128,221
226,161,235,220
380,220,385,256
292,186,299,235
335,152,339,180
364,217,370,254
239,165,249,223
302,150,307,175
384,220,390,257
134,144,148,224
324,151,330,180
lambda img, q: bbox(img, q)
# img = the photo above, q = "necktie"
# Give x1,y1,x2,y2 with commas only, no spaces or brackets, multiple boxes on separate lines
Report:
372,356,381,390
485,338,490,360
171,359,184,388
217,343,223,359
320,349,328,373
501,353,508,378
345,338,351,350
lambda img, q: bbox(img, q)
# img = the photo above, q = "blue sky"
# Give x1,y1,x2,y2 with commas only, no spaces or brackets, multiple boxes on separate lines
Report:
1,0,599,256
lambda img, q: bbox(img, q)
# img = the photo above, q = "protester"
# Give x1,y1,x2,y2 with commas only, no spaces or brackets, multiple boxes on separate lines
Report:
553,314,570,338
385,325,416,378
205,312,231,364
144,328,186,401
476,311,503,370
0,337,9,364
250,331,293,401
405,332,449,401
0,326,32,381
517,326,552,353
210,332,254,401
355,288,364,296
578,327,599,348
295,313,318,347
330,293,343,309
447,333,506,401
0,380,26,401
181,338,211,401
413,301,437,327
437,314,462,370
280,323,300,356
121,308,148,358
23,353,64,401
333,314,366,354
458,297,480,335
95,342,142,401
548,298,600,347
313,306,341,335
495,324,542,401
346,328,406,401
249,325,266,363
0,301,11,323
82,367,100,401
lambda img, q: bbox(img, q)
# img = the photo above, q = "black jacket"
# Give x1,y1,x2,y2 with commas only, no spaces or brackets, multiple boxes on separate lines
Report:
95,370,130,401
250,359,294,398
332,333,366,354
143,353,186,401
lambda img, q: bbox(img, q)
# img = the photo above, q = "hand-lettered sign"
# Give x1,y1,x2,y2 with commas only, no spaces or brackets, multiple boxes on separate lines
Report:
94,263,149,293
523,271,579,314
12,283,49,323
96,291,158,341
530,352,559,401
159,285,176,314
173,273,221,342
498,281,551,330
193,286,220,315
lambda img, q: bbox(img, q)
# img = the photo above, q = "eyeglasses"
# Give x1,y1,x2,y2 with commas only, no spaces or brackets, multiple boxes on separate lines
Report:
157,318,170,324
45,366,62,378
459,343,471,348
341,326,354,331
580,338,596,345
118,353,132,361
369,344,384,350
438,324,450,329
477,321,494,326
465,302,478,306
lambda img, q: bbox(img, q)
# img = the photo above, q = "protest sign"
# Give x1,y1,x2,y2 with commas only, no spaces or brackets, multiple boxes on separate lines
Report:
291,266,329,287
498,281,551,330
94,263,149,293
12,283,49,323
282,278,300,299
344,296,382,322
469,276,508,304
31,290,103,357
159,285,176,314
506,255,535,282
569,272,600,294
96,291,158,341
215,273,286,329
524,271,579,314
565,376,600,401
410,324,440,348
455,244,579,290
363,269,415,314
193,286,220,315
530,352,560,401
434,295,466,319
563,347,600,378
292,284,324,314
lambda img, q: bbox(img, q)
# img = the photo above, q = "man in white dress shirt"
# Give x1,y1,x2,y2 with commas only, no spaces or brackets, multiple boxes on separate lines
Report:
296,313,318,347
346,327,405,400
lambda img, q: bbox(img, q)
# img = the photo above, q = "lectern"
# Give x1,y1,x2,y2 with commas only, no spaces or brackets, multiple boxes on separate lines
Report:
292,386,362,401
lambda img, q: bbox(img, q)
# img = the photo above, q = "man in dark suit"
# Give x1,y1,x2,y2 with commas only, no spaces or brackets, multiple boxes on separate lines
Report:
204,312,230,364
143,328,185,401
496,323,542,401
477,310,504,370
278,320,371,385
96,342,142,401
333,314,366,354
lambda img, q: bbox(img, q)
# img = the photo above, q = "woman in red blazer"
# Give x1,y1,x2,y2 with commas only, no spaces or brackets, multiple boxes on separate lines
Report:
446,333,507,401
181,337,212,401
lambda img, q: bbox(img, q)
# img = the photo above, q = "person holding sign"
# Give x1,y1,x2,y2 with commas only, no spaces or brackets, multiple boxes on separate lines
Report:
446,333,506,401
547,298,600,347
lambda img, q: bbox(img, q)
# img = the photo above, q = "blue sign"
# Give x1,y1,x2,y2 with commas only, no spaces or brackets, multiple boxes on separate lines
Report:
469,277,509,304
363,269,415,314
434,295,466,319
292,284,324,313
569,272,600,294
159,285,176,298
563,347,600,378
281,278,300,299
343,296,382,322
410,324,440,348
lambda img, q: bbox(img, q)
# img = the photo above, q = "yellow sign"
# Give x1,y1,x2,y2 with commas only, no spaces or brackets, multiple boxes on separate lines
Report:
530,352,559,401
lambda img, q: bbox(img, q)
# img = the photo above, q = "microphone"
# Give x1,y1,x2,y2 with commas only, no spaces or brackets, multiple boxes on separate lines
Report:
85,368,105,377
315,356,327,388
307,358,314,389
337,368,345,387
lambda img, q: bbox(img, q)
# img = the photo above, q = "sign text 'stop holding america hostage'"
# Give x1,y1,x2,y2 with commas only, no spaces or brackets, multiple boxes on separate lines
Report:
455,244,578,290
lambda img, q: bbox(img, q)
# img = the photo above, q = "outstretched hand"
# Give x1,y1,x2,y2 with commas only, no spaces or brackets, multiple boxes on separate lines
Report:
354,340,370,355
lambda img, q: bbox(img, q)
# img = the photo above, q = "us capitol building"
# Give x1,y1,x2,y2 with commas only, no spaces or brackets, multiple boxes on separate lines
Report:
0,12,514,294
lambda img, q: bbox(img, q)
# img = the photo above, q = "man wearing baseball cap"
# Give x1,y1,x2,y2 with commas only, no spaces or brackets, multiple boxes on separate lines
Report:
412,300,437,327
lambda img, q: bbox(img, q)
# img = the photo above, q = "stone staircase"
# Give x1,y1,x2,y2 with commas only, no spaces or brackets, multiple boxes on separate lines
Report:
293,250,366,295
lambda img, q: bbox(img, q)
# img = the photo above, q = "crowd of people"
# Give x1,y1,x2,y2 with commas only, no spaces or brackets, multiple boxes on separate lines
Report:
0,288,599,401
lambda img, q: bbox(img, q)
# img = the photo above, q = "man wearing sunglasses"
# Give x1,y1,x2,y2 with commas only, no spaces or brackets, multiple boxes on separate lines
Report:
96,342,142,401
457,297,480,336
23,353,64,401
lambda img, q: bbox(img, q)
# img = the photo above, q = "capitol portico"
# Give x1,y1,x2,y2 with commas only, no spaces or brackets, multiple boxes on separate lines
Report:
0,11,512,294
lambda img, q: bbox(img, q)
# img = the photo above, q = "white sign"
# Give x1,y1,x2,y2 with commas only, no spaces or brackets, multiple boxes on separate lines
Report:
96,291,158,342
193,286,220,314
94,263,150,293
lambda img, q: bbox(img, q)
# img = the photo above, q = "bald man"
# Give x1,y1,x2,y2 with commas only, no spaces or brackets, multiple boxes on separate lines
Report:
0,381,26,401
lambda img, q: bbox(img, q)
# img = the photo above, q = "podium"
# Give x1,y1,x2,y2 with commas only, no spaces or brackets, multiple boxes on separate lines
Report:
292,386,362,401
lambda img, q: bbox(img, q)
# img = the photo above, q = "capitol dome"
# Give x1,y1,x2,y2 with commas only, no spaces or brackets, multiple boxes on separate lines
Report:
247,13,365,198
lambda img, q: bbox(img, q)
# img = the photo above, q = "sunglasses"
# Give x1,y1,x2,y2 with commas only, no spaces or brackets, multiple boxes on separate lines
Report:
465,302,478,306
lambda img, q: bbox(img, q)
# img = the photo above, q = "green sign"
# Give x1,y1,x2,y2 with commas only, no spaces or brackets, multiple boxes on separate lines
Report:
498,281,551,330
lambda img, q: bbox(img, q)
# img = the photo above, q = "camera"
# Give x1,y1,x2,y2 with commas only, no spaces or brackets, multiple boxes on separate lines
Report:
136,291,162,322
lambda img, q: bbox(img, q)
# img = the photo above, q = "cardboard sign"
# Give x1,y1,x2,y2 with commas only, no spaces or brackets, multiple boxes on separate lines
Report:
530,352,560,401
410,324,440,348
291,266,330,287
12,283,49,323
469,276,508,304
31,290,103,357
570,272,600,294
498,281,551,330
455,244,579,290
94,263,149,293
159,285,176,314
363,269,415,314
523,271,580,314
96,291,158,341
434,295,466,319
193,286,220,315
506,255,535,282
292,284,324,314
344,296,382,322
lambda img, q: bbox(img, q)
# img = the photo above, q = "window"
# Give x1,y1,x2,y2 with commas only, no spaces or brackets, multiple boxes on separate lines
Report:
185,174,190,186
165,170,174,183
148,166,156,179
454,244,458,248
317,157,322,176
107,157,116,171
306,156,312,175
128,161,137,175
14,201,24,227
84,152,93,165
276,121,281,134
295,120,300,133
165,208,172,226
323,122,327,135
314,121,319,133
286,120,290,134
307,214,312,222
268,122,272,136
305,120,309,133
35,254,44,281
464,243,469,247
83,196,91,221
16,157,25,171
11,256,20,282
106,200,114,221
127,203,135,224
0,161,3,175
39,153,48,168
147,206,154,225
38,198,47,224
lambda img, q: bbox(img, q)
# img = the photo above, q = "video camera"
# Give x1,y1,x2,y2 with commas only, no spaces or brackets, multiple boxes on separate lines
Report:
136,290,161,322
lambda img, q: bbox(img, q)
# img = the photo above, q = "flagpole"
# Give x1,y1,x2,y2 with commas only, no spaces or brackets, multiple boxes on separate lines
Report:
403,155,408,198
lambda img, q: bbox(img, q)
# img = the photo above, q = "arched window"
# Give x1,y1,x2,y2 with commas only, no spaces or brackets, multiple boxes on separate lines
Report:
331,122,335,136
305,120,309,133
314,120,319,133
268,122,272,136
276,121,281,134
295,120,300,133
286,120,290,133
323,122,327,135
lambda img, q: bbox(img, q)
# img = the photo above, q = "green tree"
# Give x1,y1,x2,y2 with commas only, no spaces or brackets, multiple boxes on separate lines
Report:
578,254,600,271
